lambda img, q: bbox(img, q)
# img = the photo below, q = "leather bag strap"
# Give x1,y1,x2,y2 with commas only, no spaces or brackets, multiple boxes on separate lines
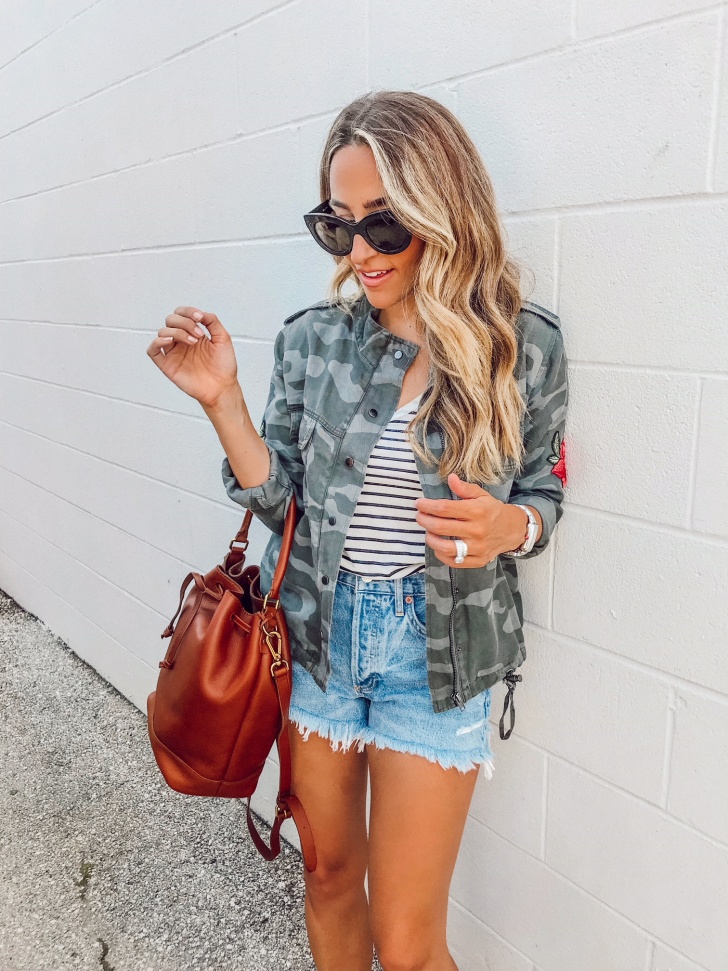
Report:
241,496,316,869
245,660,318,872
268,497,298,602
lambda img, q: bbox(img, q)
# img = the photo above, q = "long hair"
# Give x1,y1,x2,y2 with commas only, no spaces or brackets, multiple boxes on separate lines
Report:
318,90,526,484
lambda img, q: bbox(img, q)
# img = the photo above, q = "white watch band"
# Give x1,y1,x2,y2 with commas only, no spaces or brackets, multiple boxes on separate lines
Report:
504,504,538,557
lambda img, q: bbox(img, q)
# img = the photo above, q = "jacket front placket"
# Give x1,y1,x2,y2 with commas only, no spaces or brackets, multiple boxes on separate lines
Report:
411,420,468,711
314,312,424,674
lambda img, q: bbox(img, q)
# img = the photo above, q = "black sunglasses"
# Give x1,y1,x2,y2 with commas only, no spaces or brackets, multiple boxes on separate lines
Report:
303,201,413,256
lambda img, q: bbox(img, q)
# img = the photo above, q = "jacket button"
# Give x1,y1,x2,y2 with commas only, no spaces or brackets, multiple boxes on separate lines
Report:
394,350,403,359
345,456,355,467
368,408,378,417
321,575,329,585
328,516,337,525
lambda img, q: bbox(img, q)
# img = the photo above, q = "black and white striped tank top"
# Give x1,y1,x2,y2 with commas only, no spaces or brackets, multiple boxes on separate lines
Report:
340,393,427,580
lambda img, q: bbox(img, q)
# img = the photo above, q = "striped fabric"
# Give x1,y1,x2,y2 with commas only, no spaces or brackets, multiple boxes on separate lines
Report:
340,393,427,580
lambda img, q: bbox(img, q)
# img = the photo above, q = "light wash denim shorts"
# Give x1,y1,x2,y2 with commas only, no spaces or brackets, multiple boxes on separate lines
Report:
288,568,495,777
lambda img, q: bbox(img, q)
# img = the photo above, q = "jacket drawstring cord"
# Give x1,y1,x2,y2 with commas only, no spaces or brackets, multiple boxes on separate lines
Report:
499,671,522,740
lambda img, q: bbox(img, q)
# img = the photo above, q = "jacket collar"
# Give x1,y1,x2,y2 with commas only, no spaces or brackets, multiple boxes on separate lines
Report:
351,295,422,365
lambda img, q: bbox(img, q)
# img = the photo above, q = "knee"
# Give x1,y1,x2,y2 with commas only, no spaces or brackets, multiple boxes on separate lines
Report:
303,853,366,904
373,930,445,971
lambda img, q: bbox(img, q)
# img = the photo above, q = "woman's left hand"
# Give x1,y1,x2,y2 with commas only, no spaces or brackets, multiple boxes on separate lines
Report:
414,473,534,568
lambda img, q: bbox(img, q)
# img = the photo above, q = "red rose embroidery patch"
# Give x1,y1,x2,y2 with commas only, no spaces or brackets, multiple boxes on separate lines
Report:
548,431,567,485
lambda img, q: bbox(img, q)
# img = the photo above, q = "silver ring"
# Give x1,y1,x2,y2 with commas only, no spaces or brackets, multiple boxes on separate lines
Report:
453,539,468,564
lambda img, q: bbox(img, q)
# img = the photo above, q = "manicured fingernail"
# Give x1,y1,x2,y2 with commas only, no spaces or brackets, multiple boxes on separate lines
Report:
162,336,173,341
194,325,205,336
193,312,202,321
187,335,198,343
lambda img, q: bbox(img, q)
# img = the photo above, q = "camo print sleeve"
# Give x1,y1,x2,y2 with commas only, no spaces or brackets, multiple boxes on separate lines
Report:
221,327,300,537
507,323,569,559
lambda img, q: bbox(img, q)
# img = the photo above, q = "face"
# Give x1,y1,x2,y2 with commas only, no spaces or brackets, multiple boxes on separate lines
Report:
328,143,425,327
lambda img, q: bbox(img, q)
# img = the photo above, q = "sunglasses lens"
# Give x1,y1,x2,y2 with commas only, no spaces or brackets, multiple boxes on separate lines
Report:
313,218,351,254
365,212,411,253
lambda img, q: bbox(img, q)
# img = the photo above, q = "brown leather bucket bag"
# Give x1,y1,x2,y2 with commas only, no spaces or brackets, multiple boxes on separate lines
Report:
147,498,317,872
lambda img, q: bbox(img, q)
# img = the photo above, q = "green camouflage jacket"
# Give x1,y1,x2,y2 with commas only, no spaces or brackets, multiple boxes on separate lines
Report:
222,295,569,740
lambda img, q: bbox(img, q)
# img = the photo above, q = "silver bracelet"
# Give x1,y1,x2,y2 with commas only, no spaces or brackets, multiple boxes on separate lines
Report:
503,504,539,557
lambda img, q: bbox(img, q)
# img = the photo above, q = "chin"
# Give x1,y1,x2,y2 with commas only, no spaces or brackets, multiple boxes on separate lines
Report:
365,292,395,310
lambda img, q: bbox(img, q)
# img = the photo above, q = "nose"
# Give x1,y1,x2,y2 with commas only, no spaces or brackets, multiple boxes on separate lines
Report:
349,231,378,266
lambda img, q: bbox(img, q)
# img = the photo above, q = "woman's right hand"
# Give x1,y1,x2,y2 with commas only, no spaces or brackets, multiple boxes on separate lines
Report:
146,306,241,410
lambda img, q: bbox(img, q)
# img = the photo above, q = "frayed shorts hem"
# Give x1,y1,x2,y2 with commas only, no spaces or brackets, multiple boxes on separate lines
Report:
288,705,495,779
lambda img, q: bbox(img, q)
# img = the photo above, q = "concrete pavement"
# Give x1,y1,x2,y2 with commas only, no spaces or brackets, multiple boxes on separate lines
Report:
0,589,319,971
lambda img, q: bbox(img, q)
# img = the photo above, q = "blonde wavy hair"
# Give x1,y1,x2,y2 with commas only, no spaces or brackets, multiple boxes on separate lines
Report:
319,90,527,485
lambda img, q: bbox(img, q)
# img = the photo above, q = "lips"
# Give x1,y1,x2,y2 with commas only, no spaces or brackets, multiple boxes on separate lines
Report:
358,268,394,288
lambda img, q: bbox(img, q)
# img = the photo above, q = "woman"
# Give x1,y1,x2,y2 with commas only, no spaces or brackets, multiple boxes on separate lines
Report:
147,91,568,971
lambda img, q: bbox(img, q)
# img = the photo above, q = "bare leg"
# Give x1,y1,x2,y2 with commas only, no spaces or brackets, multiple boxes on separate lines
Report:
288,721,373,970
366,746,479,971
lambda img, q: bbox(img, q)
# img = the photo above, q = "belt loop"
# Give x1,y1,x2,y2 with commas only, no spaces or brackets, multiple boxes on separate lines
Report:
395,577,404,616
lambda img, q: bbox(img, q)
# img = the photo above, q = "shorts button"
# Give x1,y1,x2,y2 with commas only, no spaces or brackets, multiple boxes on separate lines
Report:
394,349,403,359
328,516,337,525
405,595,413,603
345,456,355,467
321,575,329,585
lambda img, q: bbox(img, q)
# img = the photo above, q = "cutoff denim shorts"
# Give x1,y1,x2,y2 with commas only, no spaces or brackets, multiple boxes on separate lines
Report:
288,568,495,777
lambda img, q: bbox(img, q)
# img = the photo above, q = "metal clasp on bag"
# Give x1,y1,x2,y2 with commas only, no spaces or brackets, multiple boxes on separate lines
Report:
275,797,292,821
262,592,280,611
261,616,289,678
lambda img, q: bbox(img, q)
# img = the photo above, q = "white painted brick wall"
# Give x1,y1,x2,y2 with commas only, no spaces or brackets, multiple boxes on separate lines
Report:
1,2,726,968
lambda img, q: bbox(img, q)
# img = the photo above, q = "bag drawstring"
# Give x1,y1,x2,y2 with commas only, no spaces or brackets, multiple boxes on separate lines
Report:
499,670,522,740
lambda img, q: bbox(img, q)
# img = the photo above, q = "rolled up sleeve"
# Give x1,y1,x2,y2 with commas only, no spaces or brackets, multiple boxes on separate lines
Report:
220,328,303,536
506,326,569,559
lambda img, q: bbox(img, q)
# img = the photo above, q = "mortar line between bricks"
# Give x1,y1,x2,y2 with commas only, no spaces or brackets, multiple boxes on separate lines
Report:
0,437,240,574
569,0,578,41
0,486,207,635
660,685,678,810
447,899,541,970
0,319,276,342
0,0,105,73
502,190,728,220
546,539,556,631
706,4,727,191
522,619,728,710
0,543,156,674
433,3,723,91
562,498,728,546
0,413,265,521
0,0,301,130
685,377,704,530
0,382,237,438
0,370,272,418
551,216,561,314
0,365,272,412
540,755,549,861
468,756,728,866
643,939,657,971
0,105,340,206
364,0,371,89
461,812,723,967
570,362,728,379
0,417,234,514
0,234,311,266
